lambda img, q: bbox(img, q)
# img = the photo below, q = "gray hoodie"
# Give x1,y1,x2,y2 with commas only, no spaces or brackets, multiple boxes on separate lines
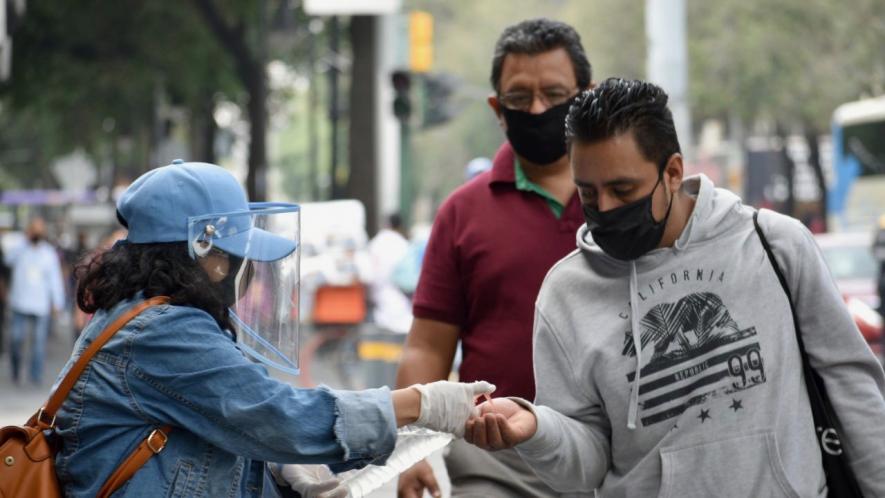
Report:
515,175,885,497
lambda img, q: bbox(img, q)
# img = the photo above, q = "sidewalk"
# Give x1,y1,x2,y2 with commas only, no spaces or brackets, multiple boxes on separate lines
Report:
0,316,73,427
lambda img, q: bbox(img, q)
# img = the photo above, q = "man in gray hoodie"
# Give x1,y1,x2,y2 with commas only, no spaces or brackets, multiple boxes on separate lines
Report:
464,78,885,496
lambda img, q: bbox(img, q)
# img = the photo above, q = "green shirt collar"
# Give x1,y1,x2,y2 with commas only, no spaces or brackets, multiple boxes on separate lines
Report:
513,159,565,219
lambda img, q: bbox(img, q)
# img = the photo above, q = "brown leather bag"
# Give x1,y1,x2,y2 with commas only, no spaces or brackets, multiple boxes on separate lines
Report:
0,296,172,498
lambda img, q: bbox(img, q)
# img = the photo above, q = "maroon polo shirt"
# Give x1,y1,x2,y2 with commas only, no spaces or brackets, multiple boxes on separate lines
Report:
413,142,583,400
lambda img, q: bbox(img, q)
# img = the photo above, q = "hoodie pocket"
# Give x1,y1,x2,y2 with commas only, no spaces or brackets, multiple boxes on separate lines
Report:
657,431,799,498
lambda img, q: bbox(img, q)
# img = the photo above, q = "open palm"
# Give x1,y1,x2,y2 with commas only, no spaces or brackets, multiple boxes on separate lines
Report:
464,398,537,450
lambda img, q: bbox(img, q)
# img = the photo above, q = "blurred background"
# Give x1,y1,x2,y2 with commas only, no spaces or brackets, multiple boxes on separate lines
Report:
0,0,883,443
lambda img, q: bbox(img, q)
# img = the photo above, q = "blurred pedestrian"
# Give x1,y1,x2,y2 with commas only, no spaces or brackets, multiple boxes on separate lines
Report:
396,18,591,498
368,214,412,334
392,224,431,298
51,161,494,497
466,79,885,496
464,157,492,181
4,216,65,385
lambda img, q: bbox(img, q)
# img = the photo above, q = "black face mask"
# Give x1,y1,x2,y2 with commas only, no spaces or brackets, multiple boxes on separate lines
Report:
220,256,254,307
583,175,674,261
500,101,570,166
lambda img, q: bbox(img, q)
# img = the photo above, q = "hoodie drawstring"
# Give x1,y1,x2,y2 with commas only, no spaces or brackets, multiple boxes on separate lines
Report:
627,262,642,430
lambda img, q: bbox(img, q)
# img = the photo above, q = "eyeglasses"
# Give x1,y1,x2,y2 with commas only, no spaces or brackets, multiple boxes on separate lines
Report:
498,87,578,112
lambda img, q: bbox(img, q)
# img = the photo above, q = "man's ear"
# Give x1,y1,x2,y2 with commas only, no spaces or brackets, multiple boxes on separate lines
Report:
488,94,506,130
663,153,684,192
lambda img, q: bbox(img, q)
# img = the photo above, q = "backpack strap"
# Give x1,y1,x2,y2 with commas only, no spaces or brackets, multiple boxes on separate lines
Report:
34,295,171,428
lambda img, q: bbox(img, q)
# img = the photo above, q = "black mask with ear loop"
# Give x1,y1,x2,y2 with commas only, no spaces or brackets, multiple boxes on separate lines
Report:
220,255,255,307
500,101,571,166
583,165,674,261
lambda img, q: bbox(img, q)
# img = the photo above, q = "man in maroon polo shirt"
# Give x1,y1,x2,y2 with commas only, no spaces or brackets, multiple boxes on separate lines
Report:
396,18,592,498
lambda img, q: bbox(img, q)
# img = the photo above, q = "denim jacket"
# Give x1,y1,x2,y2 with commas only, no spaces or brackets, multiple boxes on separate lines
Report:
51,295,397,497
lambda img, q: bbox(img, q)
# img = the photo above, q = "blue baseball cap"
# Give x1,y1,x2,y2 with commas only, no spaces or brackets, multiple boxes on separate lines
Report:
117,160,296,262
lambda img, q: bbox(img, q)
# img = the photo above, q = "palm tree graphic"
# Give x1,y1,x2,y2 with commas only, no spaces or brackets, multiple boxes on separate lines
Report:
623,292,741,363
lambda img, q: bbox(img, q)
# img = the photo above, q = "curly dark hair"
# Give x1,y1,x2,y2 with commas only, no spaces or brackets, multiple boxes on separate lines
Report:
490,18,592,93
565,78,681,170
75,242,233,331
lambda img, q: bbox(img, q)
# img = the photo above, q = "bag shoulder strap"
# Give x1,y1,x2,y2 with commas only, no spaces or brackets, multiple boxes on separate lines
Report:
36,296,170,426
751,211,810,357
96,424,173,498
38,295,175,497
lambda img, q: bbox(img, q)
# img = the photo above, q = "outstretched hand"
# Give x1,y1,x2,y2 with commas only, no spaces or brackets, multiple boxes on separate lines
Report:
464,398,537,451
412,380,496,437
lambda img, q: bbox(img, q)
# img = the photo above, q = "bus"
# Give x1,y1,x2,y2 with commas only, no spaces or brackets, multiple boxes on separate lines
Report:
829,95,885,231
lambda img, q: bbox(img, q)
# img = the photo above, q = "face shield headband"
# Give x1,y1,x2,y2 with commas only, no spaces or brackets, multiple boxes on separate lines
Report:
188,202,302,375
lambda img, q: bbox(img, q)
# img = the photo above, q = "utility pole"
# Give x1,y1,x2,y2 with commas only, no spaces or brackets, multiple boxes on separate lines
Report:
307,19,321,200
0,0,9,82
391,70,413,228
303,0,402,233
328,16,342,199
348,16,381,235
646,0,691,159
0,0,25,82
376,13,402,229
390,11,433,228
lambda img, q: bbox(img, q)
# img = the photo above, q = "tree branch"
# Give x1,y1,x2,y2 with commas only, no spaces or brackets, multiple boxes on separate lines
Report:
192,0,257,88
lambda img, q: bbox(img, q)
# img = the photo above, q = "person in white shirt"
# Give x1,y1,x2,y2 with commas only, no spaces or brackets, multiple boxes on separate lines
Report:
5,216,65,385
368,214,413,334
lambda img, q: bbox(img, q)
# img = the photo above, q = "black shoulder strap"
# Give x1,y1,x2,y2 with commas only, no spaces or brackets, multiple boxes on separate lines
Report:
752,210,809,357
755,211,865,496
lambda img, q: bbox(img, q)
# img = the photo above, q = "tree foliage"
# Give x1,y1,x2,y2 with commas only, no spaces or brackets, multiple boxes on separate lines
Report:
401,0,882,215
1,1,242,186
0,1,309,192
689,0,885,131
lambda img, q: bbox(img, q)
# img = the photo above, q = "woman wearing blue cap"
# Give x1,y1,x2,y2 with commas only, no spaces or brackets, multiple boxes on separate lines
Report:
47,161,493,498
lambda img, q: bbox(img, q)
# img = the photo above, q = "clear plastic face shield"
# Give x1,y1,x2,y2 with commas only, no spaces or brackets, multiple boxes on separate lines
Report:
188,202,301,375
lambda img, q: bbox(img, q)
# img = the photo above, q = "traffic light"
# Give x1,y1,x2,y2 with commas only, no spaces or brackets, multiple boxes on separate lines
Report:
409,11,433,73
391,70,459,126
422,73,458,128
391,70,412,121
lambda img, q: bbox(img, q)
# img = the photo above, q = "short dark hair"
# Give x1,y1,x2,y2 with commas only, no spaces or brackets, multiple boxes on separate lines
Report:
75,242,233,331
387,213,403,231
490,18,591,93
565,78,681,169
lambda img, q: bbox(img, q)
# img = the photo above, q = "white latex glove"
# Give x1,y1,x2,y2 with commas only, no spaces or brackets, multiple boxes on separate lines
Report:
277,464,348,498
412,380,496,437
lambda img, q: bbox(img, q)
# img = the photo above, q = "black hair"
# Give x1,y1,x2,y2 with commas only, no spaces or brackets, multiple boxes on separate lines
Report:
75,242,232,331
565,78,681,170
490,18,592,93
388,213,403,231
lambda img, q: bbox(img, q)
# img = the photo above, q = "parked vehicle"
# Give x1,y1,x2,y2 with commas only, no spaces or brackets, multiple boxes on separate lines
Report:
815,231,882,358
